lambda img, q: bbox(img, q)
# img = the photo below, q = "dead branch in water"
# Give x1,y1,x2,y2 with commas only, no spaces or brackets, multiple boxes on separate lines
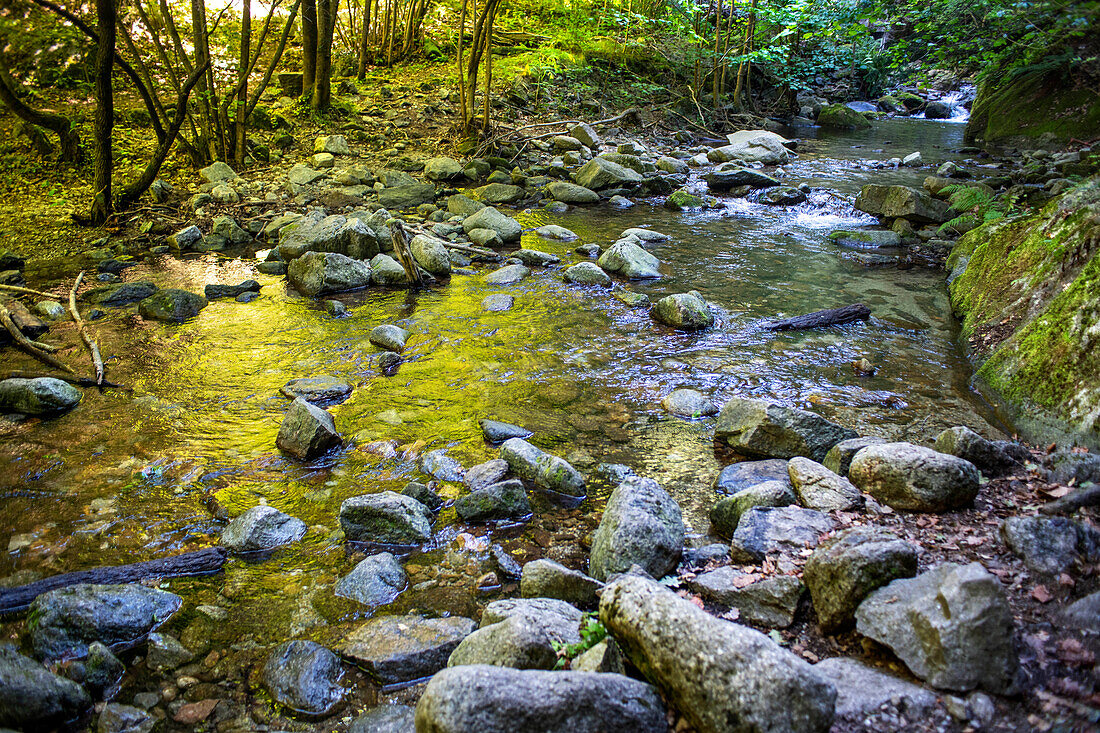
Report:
67,271,105,385
0,302,75,374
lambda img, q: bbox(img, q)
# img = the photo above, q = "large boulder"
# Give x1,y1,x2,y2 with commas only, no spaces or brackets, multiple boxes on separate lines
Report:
448,599,582,670
370,253,409,286
848,442,980,512
815,657,941,724
705,167,780,190
424,157,464,182
707,130,792,165
730,506,836,563
573,158,643,190
817,104,872,130
652,291,713,330
220,505,307,553
709,480,796,537
29,584,182,661
277,212,379,261
855,185,950,223
715,398,858,461
340,615,477,686
546,181,599,204
600,575,836,733
339,491,433,544
712,458,791,493
520,560,603,608
803,526,918,633
589,476,684,581
855,562,1019,693
409,235,452,277
462,207,522,243
335,552,408,606
276,397,341,460
414,666,667,733
499,438,585,497
473,183,526,205
0,377,81,415
137,289,208,322
287,251,372,297
263,640,344,716
687,567,804,627
787,457,863,512
0,644,90,729
822,437,887,476
454,479,531,522
933,426,1017,476
596,240,660,279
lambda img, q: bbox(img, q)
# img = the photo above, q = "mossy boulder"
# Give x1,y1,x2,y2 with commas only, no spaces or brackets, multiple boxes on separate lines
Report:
966,64,1100,147
947,178,1100,448
817,104,872,130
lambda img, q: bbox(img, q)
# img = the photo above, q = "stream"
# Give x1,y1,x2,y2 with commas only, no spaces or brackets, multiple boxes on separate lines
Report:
0,115,1007,704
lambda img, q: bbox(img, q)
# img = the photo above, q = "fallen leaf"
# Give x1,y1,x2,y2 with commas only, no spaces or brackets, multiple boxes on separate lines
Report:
1044,485,1073,498
1031,585,1053,603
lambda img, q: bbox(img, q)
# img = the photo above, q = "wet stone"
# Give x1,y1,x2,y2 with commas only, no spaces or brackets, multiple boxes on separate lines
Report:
709,480,796,538
454,480,531,523
0,644,90,729
402,482,443,513
480,419,532,443
370,324,410,353
465,459,510,491
420,449,465,482
520,559,604,609
713,459,793,494
276,397,341,460
823,437,888,477
500,438,584,497
280,375,353,406
263,640,344,716
340,492,433,544
589,476,684,581
661,388,718,418
349,705,416,733
482,293,514,311
220,505,307,554
340,615,477,686
687,567,804,627
96,703,156,733
335,553,408,607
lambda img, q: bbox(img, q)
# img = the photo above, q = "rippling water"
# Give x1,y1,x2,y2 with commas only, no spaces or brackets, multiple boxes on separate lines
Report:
0,117,1004,641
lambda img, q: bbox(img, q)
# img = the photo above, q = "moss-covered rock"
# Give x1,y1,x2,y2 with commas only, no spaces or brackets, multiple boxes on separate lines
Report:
818,104,872,130
947,177,1100,447
966,64,1100,147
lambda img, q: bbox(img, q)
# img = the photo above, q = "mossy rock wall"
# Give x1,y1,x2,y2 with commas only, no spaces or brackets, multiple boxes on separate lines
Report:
966,65,1100,147
947,178,1100,447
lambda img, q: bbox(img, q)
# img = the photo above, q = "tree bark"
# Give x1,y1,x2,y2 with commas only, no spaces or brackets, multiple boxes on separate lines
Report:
762,303,871,331
302,0,318,93
0,49,81,163
235,0,251,169
357,0,374,78
312,0,338,110
89,0,116,224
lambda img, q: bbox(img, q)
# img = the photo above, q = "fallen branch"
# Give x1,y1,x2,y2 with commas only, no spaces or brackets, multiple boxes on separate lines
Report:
1,370,127,389
0,547,227,616
388,220,425,287
762,304,872,331
1040,485,1100,515
0,302,75,374
0,284,61,299
68,271,104,385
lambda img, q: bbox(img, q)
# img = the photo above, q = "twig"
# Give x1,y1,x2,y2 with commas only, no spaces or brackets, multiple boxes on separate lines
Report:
0,284,61,299
0,303,75,374
67,272,104,386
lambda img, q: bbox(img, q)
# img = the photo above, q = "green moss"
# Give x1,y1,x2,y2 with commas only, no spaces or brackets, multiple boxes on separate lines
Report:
966,66,1100,146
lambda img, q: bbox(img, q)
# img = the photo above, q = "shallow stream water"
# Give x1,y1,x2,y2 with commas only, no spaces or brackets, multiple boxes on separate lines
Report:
0,116,1008,703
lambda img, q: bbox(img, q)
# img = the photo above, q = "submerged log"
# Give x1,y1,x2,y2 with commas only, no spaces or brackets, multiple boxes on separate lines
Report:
0,547,227,615
762,303,871,332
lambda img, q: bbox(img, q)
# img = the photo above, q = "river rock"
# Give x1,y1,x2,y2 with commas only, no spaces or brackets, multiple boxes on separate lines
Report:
571,638,624,673
535,224,578,241
828,229,902,248
520,559,603,608
513,249,560,267
454,480,530,522
788,457,863,511
934,426,1017,476
288,251,372,297
815,657,940,722
563,262,611,286
818,104,872,129
484,264,529,285
730,506,836,563
597,240,660,279
350,706,416,733
823,436,888,476
281,375,353,405
803,526,918,633
589,476,684,581
205,280,260,299
652,291,712,330
276,397,341,460
688,567,804,627
200,161,237,183
402,482,443,513
999,515,1082,575
600,575,836,733
145,632,193,672
1061,591,1100,633
855,184,949,223
661,388,718,418
339,492,433,544
85,281,158,307
924,101,951,119
500,438,585,497
263,640,344,716
314,134,350,155
415,665,666,733
712,458,792,493
848,442,980,512
448,600,581,670
462,207,522,243
340,615,477,685
370,253,409,286
464,459,509,491
762,186,809,206
708,130,792,165
220,505,307,553
96,703,156,733
424,157,464,182
715,397,858,461
30,584,182,661
855,562,1018,693
138,289,207,322
379,183,437,210
709,480,796,537
0,644,90,728
573,157,643,189
410,235,452,277
546,181,600,204
370,324,410,353
480,419,531,443
278,213,356,260
335,552,407,606
705,167,779,190
81,642,125,695
0,377,81,415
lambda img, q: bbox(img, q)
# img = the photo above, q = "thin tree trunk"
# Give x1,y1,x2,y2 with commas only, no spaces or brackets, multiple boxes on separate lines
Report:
302,0,318,93
312,0,337,110
357,0,374,78
235,0,251,168
246,0,302,117
89,0,116,224
0,49,81,163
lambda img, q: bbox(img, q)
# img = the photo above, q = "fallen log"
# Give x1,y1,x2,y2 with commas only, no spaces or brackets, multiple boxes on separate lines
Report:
0,547,227,616
762,303,872,332
1040,485,1100,515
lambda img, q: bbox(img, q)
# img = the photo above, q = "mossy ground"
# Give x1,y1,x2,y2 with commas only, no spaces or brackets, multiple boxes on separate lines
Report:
966,66,1100,147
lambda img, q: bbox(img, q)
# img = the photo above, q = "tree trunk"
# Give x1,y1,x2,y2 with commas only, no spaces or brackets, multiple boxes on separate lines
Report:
302,0,318,93
312,0,338,110
89,0,116,224
235,0,251,169
357,0,373,79
0,49,81,163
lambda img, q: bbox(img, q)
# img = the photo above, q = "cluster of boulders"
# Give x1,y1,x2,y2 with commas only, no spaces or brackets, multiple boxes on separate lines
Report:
794,88,968,129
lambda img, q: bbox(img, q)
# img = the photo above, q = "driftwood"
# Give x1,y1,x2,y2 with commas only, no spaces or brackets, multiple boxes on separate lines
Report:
0,298,48,340
763,303,872,332
0,302,74,374
0,283,60,299
0,547,227,616
388,220,426,287
68,271,105,385
1040,485,1100,515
